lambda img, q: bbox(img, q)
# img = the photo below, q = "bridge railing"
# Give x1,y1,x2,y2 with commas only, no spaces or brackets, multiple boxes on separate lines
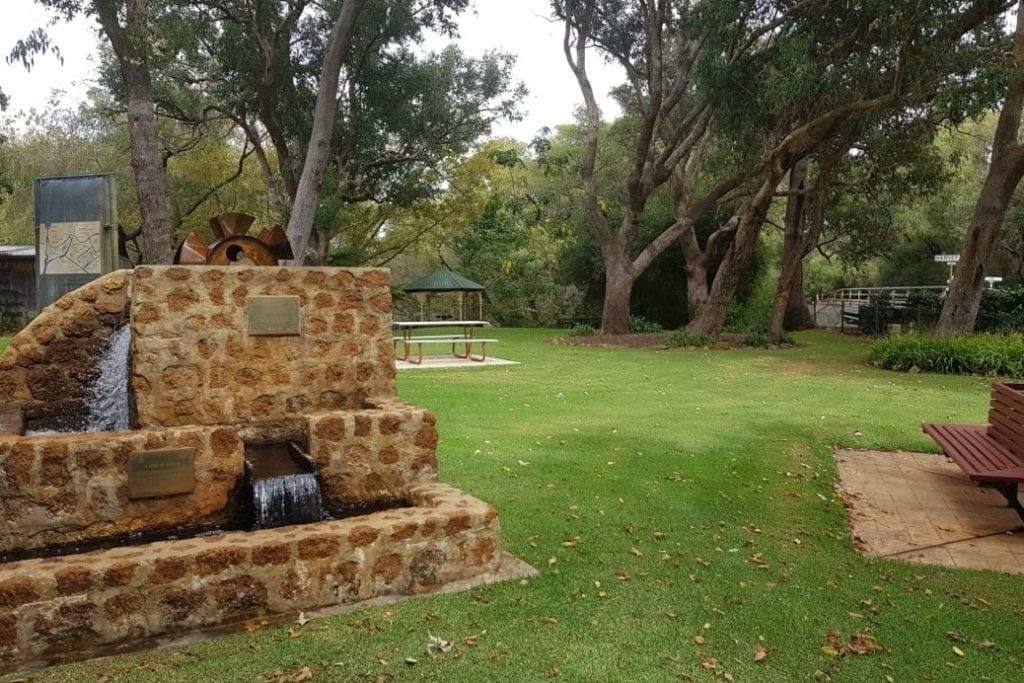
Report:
821,285,947,305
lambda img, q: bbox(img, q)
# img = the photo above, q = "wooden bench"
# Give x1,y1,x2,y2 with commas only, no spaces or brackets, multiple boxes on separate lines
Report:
394,337,498,364
923,382,1024,520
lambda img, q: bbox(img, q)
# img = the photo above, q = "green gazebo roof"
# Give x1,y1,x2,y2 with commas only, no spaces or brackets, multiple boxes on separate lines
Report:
403,269,485,293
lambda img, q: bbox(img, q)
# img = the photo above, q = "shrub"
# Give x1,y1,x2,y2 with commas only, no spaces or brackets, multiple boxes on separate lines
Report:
665,329,716,348
739,326,795,347
628,315,663,334
869,333,1024,377
567,322,597,337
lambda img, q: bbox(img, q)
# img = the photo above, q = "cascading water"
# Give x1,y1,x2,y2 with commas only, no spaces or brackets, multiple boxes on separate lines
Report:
24,324,133,435
245,444,324,529
84,324,133,432
250,474,323,529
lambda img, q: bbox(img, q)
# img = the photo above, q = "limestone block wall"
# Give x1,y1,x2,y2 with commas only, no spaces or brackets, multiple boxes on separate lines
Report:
307,399,440,505
0,271,131,425
131,266,396,428
0,483,501,669
0,425,244,554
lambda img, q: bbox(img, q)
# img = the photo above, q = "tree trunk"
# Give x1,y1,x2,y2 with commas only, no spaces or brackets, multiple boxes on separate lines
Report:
97,0,172,264
679,234,709,321
784,264,815,330
770,160,808,343
286,0,367,264
936,0,1024,337
601,254,635,335
687,176,779,335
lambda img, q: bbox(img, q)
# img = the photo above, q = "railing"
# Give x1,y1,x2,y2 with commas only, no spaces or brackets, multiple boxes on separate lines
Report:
821,285,947,305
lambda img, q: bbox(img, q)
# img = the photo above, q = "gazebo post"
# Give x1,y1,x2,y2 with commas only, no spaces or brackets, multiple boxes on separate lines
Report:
458,291,465,320
478,292,483,319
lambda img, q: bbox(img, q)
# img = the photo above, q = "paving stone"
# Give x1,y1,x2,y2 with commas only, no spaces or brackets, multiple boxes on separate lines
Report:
836,449,1023,575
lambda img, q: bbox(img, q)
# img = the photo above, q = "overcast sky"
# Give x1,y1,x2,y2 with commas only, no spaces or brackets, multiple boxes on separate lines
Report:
0,0,622,141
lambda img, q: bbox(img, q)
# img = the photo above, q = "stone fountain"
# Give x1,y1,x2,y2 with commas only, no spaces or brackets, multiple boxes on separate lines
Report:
0,265,511,670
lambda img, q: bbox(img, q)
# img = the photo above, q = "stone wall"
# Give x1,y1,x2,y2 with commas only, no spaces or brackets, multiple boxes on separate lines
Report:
0,425,244,554
308,399,439,505
0,482,501,669
131,266,396,428
0,271,131,427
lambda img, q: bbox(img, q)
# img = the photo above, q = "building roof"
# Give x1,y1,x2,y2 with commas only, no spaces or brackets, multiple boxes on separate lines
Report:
0,246,35,259
404,269,485,293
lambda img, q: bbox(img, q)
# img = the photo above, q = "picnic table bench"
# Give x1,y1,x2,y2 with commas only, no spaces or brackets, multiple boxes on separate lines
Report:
923,382,1024,520
392,320,497,365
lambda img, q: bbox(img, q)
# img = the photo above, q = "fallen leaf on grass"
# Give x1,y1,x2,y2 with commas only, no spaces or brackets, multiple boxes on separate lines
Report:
952,646,965,657
426,634,453,655
291,667,313,682
693,635,705,645
754,644,768,662
244,619,268,632
296,612,309,626
822,628,882,657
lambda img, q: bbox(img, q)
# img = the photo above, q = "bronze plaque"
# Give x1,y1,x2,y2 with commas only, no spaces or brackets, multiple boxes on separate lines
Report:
128,448,195,499
247,296,302,336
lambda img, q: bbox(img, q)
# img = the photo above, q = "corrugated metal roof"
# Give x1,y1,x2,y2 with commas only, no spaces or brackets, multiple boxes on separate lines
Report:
404,269,485,292
0,246,35,258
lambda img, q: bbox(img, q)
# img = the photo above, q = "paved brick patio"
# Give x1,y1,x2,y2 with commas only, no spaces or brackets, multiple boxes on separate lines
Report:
835,449,1024,574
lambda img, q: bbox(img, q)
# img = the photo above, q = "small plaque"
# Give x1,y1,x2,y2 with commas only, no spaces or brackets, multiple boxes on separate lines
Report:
128,448,195,499
247,296,302,336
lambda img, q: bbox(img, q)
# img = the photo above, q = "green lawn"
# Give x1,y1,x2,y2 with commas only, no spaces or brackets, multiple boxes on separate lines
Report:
11,330,1024,681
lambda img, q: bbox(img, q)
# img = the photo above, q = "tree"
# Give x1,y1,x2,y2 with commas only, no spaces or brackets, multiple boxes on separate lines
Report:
286,0,368,263
937,0,1024,336
170,0,522,263
11,0,174,263
556,0,1012,336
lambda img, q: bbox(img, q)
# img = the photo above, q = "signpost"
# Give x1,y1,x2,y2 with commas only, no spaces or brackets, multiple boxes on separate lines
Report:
985,276,1003,289
934,254,960,283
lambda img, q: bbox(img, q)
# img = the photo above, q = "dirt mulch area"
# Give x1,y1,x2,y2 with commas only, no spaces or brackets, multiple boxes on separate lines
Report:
555,332,672,349
554,332,771,350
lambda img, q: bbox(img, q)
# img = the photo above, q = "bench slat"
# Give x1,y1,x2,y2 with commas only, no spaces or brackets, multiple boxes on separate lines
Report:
924,424,1012,472
928,424,1018,470
988,409,1024,454
924,423,1024,481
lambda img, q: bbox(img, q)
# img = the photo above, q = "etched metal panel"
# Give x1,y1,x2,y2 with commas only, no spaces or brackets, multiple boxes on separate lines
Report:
128,448,195,499
247,296,302,336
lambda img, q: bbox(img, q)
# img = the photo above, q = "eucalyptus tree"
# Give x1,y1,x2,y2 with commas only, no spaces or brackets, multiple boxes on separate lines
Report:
12,0,177,263
767,115,952,343
173,0,523,263
937,0,1024,336
556,0,1013,336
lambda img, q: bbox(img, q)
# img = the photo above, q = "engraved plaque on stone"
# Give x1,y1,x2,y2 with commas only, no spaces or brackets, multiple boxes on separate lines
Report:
128,448,195,499
247,296,302,336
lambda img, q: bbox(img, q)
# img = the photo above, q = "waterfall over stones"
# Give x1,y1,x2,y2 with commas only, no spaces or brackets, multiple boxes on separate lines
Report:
84,325,133,432
245,444,324,529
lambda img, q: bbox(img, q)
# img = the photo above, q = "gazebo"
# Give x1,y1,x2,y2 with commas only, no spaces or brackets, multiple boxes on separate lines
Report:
403,269,485,321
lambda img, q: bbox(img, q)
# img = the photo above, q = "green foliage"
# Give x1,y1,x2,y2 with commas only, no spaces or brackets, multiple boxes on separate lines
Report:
627,315,662,334
566,322,597,337
665,329,716,348
725,267,775,333
858,288,1024,336
739,326,795,347
452,195,581,326
870,333,1024,377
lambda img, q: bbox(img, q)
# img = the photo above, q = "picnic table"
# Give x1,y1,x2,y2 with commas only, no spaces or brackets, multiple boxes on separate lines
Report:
392,320,496,364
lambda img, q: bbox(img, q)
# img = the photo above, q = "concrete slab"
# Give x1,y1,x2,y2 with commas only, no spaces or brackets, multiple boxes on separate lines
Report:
396,356,520,371
835,449,1024,575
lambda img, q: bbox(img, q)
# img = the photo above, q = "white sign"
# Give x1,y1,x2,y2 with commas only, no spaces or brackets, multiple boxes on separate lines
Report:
934,254,960,263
